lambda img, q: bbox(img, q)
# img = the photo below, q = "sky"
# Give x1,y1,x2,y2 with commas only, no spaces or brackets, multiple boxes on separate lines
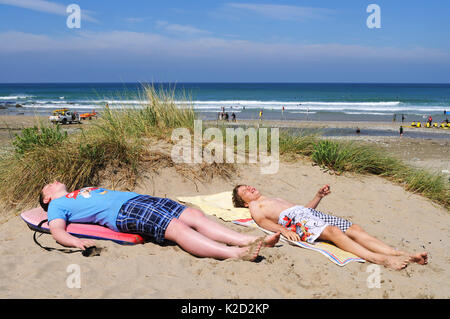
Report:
0,0,449,83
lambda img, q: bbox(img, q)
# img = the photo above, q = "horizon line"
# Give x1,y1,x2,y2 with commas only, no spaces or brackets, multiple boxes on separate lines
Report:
1,81,450,85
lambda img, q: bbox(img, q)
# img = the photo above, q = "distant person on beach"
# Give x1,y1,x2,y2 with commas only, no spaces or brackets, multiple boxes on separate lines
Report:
399,126,403,137
231,112,236,122
401,114,405,123
393,114,396,122
356,127,361,134
39,181,280,261
428,115,433,126
232,184,428,270
259,109,263,121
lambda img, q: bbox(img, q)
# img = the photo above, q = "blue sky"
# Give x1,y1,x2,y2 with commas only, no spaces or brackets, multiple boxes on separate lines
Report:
0,0,449,83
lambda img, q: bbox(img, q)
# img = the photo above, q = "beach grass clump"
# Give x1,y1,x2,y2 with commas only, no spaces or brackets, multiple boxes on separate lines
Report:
96,84,196,140
279,130,320,157
310,139,404,175
390,167,449,207
12,124,68,155
0,126,142,208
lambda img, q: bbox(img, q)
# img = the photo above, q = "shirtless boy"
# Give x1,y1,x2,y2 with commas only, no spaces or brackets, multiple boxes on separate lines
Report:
232,184,428,270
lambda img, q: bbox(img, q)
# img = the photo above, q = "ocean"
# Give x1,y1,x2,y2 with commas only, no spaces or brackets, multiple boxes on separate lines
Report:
1,82,449,124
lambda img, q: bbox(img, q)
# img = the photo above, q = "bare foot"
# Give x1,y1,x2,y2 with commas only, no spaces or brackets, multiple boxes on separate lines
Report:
238,237,263,261
409,252,428,265
263,232,281,247
397,250,428,265
383,255,410,270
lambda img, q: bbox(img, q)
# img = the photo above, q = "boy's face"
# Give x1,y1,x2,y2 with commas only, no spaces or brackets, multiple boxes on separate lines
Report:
237,185,261,206
42,180,67,202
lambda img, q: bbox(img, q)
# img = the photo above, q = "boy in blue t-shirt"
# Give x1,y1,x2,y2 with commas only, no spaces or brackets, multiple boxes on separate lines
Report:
39,181,280,261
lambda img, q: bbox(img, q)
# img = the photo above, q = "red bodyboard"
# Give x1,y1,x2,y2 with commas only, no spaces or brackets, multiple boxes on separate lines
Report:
21,207,144,245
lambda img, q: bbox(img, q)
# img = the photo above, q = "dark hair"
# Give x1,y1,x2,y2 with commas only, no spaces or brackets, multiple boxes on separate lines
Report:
39,190,49,212
232,184,246,208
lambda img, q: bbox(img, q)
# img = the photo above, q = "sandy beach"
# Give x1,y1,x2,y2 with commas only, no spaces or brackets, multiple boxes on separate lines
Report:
0,115,449,299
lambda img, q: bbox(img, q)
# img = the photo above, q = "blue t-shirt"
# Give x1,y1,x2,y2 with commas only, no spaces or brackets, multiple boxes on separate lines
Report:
47,187,139,231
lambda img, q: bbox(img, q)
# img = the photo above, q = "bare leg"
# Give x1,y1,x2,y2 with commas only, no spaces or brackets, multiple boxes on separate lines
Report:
346,224,428,265
178,208,280,247
346,224,400,255
319,226,410,270
164,217,262,260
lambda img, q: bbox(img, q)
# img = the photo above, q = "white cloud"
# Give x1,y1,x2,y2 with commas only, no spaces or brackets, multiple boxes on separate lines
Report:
1,30,449,82
155,20,210,36
226,2,334,21
0,0,98,23
0,30,449,64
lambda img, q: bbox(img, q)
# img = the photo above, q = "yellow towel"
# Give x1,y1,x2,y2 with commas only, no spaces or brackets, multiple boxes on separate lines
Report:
177,192,365,266
177,191,251,221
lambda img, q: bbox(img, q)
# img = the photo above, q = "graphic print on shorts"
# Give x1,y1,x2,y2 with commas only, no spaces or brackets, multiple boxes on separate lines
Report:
278,206,329,243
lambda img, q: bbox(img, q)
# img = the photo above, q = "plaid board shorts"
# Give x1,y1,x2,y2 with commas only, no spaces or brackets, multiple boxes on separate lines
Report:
116,195,187,243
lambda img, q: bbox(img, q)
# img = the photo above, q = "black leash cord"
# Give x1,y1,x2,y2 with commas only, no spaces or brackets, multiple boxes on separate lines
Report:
33,219,83,254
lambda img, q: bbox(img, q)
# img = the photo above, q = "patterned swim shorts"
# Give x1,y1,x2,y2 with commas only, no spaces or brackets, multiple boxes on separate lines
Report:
116,195,187,243
278,205,352,243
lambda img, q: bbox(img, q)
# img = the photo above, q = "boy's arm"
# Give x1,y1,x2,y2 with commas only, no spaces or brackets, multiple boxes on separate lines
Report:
305,184,331,209
49,219,95,250
253,215,301,242
305,195,322,209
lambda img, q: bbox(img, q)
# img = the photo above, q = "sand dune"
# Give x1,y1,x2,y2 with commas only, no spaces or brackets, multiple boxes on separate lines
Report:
1,159,448,299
